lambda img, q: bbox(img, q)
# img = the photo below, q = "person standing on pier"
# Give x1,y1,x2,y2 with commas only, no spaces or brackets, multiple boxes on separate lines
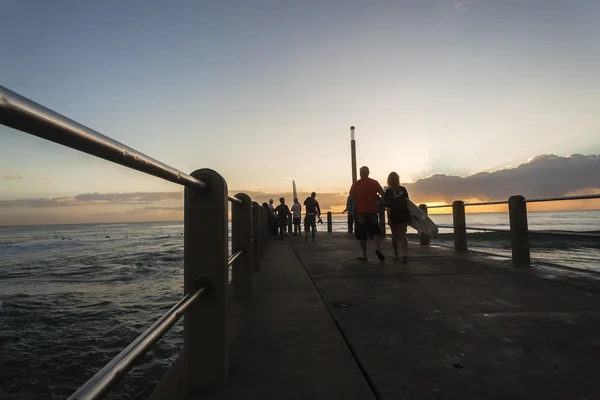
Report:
275,197,291,238
291,198,302,236
268,199,275,214
384,172,410,263
349,166,386,261
303,192,321,241
343,195,355,233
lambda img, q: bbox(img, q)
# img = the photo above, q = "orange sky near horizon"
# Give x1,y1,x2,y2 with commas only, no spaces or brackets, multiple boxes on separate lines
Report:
1,192,599,227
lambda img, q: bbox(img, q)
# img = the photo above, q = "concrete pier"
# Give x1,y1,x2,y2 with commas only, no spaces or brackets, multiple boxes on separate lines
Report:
153,233,600,399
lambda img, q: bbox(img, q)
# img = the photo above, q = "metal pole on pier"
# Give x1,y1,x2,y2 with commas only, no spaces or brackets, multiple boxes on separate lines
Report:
348,126,357,233
350,126,357,184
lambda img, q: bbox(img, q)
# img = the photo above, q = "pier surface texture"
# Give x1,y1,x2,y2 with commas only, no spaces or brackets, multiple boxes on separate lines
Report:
152,232,600,400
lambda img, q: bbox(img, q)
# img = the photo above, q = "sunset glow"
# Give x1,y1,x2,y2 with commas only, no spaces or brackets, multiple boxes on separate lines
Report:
1,1,599,225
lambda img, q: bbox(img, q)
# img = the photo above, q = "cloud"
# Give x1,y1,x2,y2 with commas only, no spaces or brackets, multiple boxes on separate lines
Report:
405,154,600,203
454,0,467,8
3,174,23,180
0,191,183,208
2,154,599,213
92,206,184,217
142,206,184,211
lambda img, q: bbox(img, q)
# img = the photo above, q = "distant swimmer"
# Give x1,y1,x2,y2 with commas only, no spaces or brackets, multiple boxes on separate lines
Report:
303,192,321,241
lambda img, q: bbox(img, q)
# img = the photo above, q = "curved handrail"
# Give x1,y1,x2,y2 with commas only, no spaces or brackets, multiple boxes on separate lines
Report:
67,285,208,400
424,193,600,209
0,85,207,191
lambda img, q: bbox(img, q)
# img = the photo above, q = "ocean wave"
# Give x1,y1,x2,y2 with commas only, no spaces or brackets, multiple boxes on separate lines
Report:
1,218,599,399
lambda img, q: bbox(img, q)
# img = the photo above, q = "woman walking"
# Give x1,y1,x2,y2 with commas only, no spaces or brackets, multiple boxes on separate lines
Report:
384,172,410,263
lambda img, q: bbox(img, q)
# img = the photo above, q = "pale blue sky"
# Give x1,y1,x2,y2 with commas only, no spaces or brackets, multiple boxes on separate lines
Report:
2,0,600,202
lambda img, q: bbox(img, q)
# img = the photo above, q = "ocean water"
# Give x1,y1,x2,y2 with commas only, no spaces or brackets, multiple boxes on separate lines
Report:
1,210,599,399
332,209,600,270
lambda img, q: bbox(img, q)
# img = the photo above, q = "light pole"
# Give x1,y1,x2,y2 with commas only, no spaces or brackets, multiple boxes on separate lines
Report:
349,126,357,233
350,126,357,184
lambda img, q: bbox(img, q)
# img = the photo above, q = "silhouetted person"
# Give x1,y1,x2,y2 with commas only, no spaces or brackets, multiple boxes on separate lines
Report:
384,171,410,263
291,198,302,235
275,197,291,238
349,166,385,261
343,195,355,233
303,192,321,241
263,202,278,236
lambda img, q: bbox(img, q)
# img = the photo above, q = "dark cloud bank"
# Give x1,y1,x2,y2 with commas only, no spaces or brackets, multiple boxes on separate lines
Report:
2,154,599,209
405,154,600,203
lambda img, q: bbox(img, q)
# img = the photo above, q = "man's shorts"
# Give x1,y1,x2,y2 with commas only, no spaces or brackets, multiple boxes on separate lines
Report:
278,216,288,227
304,214,316,229
293,217,301,225
355,213,381,240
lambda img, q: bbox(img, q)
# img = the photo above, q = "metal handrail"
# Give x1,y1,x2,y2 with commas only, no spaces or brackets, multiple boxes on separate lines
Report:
525,194,600,203
0,85,207,191
427,200,507,209
436,224,511,232
68,284,208,400
228,249,244,266
228,195,242,204
528,230,600,238
437,224,600,237
425,193,600,209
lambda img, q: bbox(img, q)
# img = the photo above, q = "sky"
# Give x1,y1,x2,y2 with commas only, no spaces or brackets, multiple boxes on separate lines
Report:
1,0,600,225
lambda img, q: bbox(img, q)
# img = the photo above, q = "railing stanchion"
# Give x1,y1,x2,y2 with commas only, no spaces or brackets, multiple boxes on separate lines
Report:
327,211,333,232
184,168,228,393
509,195,530,266
418,204,430,246
287,214,293,235
232,193,253,301
453,200,467,252
251,201,261,271
378,207,386,238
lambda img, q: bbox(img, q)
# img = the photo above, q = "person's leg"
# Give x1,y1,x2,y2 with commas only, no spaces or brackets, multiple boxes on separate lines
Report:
304,215,314,241
400,223,408,263
355,214,368,260
371,215,385,261
391,225,399,259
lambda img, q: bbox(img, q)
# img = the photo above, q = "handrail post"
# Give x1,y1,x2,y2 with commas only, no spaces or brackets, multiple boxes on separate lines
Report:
232,193,252,301
251,201,261,271
287,214,293,235
184,168,228,393
509,195,530,265
418,204,430,246
327,211,333,232
378,207,386,238
452,200,467,252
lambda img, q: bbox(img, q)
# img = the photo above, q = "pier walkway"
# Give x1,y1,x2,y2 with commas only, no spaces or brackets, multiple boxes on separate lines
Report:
153,232,600,400
4,85,600,400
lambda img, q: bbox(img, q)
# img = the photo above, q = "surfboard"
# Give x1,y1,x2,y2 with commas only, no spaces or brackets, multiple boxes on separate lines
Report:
407,199,438,237
292,180,298,201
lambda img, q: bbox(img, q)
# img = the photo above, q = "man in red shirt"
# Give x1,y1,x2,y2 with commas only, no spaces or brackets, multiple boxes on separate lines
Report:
349,166,386,261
